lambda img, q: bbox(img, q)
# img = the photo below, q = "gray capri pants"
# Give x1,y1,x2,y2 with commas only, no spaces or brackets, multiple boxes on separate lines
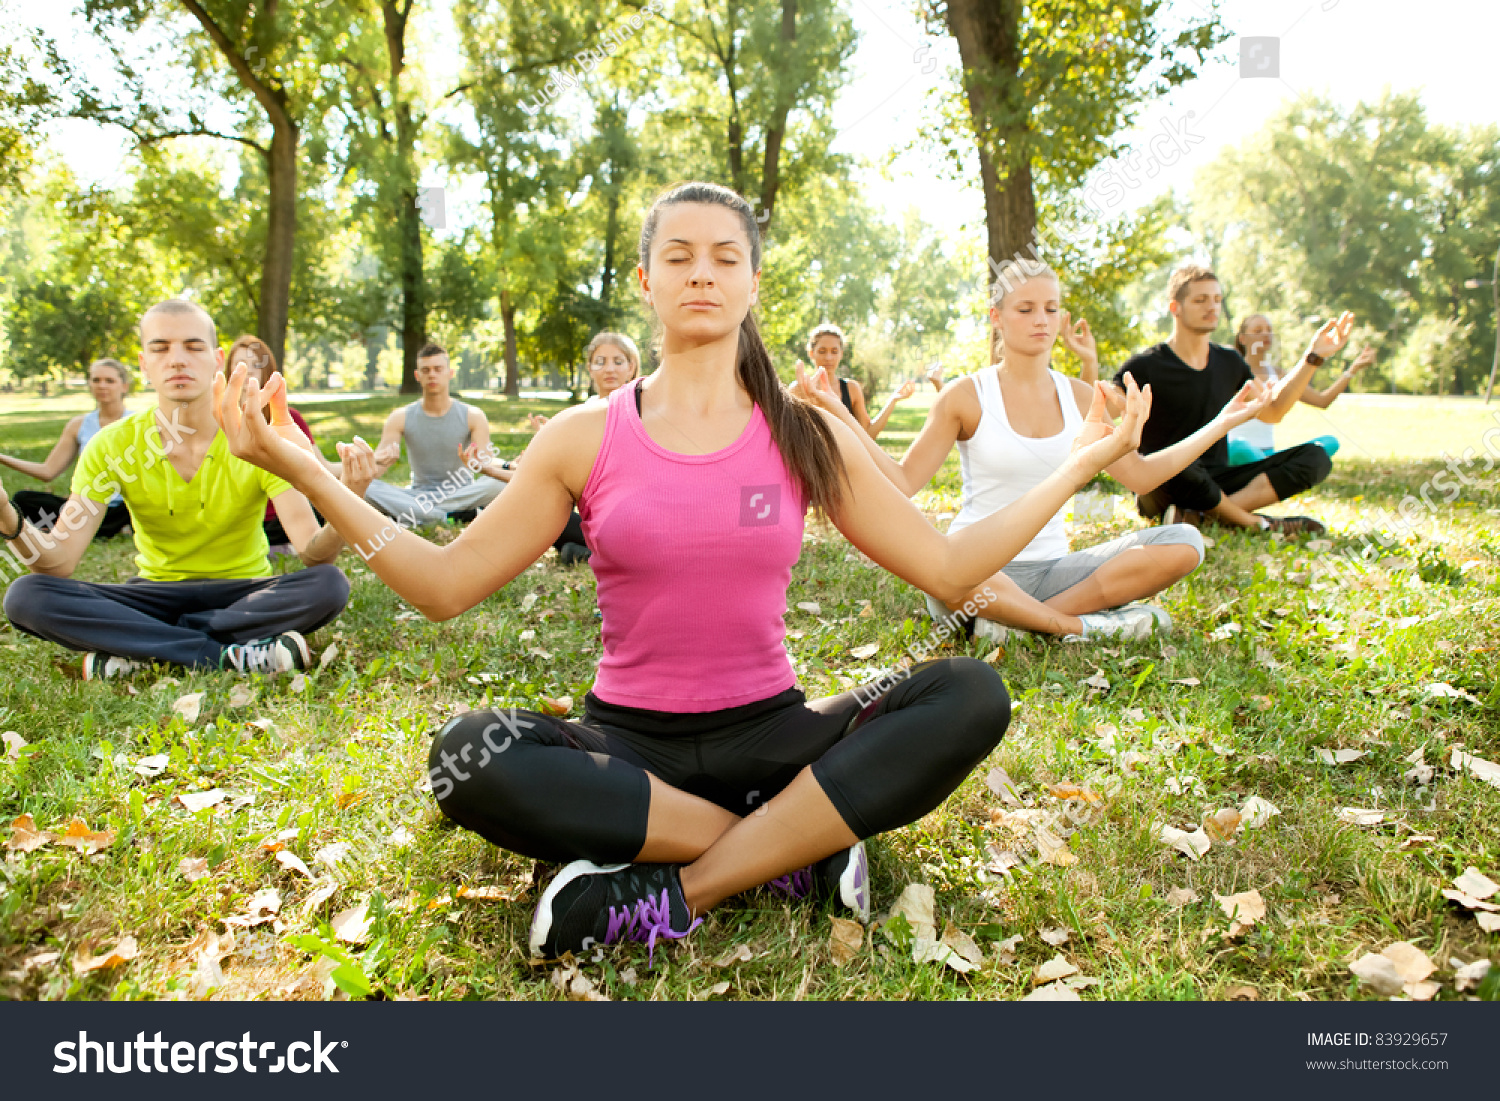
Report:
926,524,1205,620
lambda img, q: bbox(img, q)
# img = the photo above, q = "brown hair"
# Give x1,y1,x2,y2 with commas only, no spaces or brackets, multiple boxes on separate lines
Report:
417,342,448,361
584,332,642,382
805,323,846,356
88,358,130,389
225,336,279,422
638,182,845,516
1234,314,1272,358
1167,264,1219,305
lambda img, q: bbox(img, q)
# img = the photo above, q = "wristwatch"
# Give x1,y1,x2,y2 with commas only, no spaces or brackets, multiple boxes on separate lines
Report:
1304,351,1325,367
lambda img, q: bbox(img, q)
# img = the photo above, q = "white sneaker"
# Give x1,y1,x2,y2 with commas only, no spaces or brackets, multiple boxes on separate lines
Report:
974,618,1009,645
221,631,310,676
1077,604,1172,641
82,653,147,681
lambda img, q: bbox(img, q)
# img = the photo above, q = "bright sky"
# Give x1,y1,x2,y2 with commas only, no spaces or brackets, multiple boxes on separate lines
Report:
16,0,1496,248
837,0,1498,245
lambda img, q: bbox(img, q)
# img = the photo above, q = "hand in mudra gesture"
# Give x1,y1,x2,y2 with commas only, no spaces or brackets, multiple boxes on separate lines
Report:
1310,311,1356,358
1070,375,1150,474
213,365,326,486
1219,379,1271,428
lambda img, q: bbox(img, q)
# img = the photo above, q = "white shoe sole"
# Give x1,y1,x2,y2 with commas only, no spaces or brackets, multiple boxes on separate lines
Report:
528,859,627,959
839,841,871,923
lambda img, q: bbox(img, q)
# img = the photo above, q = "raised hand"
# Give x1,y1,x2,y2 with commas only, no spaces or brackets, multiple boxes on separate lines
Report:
891,378,917,402
1070,375,1150,475
1348,346,1376,374
336,436,377,498
1310,311,1356,358
1058,310,1098,368
791,361,848,419
1217,378,1271,428
372,439,401,472
213,366,325,486
527,413,549,432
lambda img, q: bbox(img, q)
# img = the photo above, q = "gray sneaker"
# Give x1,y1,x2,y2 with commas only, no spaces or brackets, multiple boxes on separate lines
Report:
1078,603,1172,641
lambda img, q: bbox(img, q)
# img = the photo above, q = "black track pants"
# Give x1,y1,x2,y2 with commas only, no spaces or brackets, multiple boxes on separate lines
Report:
427,657,1010,864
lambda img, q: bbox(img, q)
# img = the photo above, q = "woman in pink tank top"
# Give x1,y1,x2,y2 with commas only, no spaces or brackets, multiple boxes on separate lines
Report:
213,183,1152,966
802,263,1269,644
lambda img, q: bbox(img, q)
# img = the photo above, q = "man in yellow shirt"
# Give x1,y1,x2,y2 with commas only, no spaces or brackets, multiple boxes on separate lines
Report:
0,299,369,678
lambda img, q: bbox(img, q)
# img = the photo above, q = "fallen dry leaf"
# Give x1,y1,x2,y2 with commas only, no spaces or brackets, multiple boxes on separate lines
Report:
713,944,754,968
1166,887,1199,908
227,683,255,708
795,601,821,615
993,934,1023,966
1033,955,1079,985
538,696,573,717
1048,783,1102,804
986,767,1022,807
1451,749,1500,791
1453,868,1498,900
1159,824,1211,861
849,643,879,660
551,960,609,1001
1453,959,1491,993
887,883,936,942
1203,808,1242,841
1440,888,1500,913
274,849,313,879
1022,983,1082,1001
939,923,985,973
455,884,512,901
52,818,116,854
331,902,371,944
1215,889,1266,937
697,980,731,1000
5,813,50,853
1336,807,1386,827
1425,682,1483,705
302,880,338,917
1381,941,1435,986
172,692,204,724
225,887,283,929
829,917,864,964
74,936,139,973
133,753,169,778
1227,985,1259,1001
1171,677,1201,687
1034,825,1077,867
289,673,308,694
319,643,339,671
1081,672,1110,691
1349,953,1405,996
1039,926,1071,947
981,646,1004,663
1316,747,1367,765
175,788,226,813
1477,912,1500,933
3,730,28,760
177,856,210,882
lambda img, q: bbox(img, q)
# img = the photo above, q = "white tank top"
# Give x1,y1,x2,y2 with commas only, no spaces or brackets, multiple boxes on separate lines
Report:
1227,362,1277,452
949,367,1081,562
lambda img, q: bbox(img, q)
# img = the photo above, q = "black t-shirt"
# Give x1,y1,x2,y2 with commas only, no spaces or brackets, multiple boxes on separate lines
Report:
1113,342,1252,468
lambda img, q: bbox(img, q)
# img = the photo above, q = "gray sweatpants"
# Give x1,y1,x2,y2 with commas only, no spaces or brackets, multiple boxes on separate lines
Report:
926,524,1204,619
364,475,505,527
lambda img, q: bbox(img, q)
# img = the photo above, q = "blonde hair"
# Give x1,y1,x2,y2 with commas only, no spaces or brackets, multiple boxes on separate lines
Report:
989,261,1059,310
584,332,642,380
805,323,846,356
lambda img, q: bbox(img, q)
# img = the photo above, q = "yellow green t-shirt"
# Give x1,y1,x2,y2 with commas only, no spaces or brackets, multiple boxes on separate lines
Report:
72,411,293,582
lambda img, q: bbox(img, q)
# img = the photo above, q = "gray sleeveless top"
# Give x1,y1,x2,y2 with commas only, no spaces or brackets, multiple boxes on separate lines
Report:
404,400,473,492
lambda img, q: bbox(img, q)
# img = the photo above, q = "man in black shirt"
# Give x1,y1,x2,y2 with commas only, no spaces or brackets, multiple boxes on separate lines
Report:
1111,265,1353,535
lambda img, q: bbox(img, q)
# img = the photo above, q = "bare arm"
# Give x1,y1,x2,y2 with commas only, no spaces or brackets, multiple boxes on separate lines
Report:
864,379,916,439
0,417,84,483
1100,378,1269,494
214,366,582,620
1261,312,1355,423
794,364,963,497
0,488,105,578
845,380,874,436
1298,346,1374,409
371,407,406,475
825,379,1150,603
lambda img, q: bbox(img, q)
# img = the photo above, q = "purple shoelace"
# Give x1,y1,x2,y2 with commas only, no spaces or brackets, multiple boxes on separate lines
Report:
766,865,814,900
603,888,702,966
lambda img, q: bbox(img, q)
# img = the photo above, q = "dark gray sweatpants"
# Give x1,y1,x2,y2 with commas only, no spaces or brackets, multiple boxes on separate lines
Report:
2,564,350,669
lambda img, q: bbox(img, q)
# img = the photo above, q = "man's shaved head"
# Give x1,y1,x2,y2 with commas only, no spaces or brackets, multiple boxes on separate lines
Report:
139,299,218,347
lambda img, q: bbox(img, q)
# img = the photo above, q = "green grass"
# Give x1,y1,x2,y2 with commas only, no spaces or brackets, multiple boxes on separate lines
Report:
1,393,1497,1002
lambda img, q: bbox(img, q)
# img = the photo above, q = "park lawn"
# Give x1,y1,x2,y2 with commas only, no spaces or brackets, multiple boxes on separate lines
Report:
0,393,1498,1002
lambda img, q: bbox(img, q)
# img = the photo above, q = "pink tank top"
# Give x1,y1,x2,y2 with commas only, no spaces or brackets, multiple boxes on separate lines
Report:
580,379,806,712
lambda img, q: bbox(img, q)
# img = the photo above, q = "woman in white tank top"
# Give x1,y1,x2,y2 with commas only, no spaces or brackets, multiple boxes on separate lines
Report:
799,265,1270,642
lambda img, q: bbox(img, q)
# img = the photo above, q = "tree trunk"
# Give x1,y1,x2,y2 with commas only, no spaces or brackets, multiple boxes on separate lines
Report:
260,119,298,370
944,0,1033,361
383,1,426,395
501,288,519,398
600,180,619,315
757,0,798,233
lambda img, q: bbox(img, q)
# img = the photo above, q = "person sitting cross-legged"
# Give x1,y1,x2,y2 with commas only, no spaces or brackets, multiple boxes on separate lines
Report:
0,299,369,679
363,342,512,527
1109,265,1355,536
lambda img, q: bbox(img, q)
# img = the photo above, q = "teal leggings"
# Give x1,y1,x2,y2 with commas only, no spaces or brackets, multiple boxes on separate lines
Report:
1227,435,1340,467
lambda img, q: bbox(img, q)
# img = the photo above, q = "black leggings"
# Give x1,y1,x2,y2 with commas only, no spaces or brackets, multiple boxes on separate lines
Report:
428,657,1010,865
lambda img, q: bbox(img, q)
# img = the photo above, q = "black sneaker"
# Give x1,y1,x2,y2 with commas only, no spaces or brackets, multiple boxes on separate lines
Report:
220,631,310,676
529,860,700,962
765,840,871,923
1258,514,1326,536
558,542,592,566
